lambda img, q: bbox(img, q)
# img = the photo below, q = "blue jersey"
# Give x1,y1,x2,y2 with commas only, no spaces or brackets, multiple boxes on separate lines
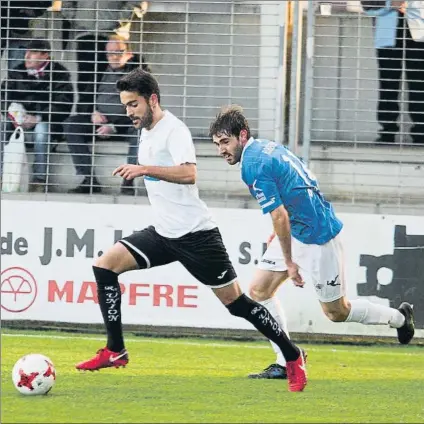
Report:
240,138,343,245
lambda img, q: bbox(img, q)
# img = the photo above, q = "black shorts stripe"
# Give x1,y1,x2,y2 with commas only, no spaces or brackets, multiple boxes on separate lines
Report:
119,239,151,269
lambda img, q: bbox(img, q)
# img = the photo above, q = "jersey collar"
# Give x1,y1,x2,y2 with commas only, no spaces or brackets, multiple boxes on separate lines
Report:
240,137,255,167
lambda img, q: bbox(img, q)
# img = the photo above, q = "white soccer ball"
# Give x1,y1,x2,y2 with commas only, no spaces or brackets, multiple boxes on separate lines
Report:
12,354,56,396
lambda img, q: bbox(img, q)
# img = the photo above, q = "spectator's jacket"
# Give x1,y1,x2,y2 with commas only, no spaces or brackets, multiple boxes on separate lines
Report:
1,61,74,132
60,1,139,34
95,56,149,128
361,0,424,47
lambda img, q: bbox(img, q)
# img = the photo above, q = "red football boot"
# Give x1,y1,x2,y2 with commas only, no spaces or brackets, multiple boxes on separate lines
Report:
76,347,128,371
286,350,307,392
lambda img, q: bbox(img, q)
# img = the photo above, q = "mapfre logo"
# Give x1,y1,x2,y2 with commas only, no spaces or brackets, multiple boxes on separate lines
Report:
1,267,38,312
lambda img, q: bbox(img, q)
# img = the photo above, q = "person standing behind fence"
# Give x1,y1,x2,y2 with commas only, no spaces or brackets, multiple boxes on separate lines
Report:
361,1,424,144
51,1,140,114
64,34,150,195
1,39,74,193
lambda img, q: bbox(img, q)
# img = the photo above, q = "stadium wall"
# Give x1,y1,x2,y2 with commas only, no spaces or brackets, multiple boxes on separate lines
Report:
2,200,423,342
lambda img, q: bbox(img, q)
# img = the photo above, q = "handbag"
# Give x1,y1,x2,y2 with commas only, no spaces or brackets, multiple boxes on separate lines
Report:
406,1,424,41
2,126,27,193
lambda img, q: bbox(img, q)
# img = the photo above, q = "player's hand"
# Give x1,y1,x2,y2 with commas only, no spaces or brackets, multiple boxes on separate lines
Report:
266,232,276,247
113,164,147,180
287,261,304,288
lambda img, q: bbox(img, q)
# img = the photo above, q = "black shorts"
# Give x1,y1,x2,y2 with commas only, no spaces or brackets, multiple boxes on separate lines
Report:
119,226,237,288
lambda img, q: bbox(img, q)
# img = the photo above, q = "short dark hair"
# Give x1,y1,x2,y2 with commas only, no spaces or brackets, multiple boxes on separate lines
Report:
116,68,160,103
209,105,251,140
27,39,51,53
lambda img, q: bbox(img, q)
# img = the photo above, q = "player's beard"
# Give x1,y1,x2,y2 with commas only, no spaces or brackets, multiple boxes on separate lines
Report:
233,142,243,164
135,104,154,129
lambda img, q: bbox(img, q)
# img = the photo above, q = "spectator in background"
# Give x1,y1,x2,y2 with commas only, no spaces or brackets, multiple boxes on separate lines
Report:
1,39,74,192
0,1,52,69
51,1,141,114
361,1,424,144
64,34,150,195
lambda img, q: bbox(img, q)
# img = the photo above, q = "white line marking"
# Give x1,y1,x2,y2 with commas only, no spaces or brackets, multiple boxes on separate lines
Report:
1,333,421,356
1,332,268,349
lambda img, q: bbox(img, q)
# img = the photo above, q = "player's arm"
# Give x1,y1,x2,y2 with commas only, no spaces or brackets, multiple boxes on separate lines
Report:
249,163,304,287
113,125,197,184
112,163,196,184
142,163,196,184
144,124,198,184
247,167,292,263
270,205,293,265
270,205,304,287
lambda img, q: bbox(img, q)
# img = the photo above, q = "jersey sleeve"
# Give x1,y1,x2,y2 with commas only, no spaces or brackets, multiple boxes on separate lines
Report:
248,162,283,215
168,125,197,165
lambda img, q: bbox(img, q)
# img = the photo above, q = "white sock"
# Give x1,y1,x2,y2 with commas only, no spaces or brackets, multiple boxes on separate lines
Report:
345,299,405,328
259,297,289,366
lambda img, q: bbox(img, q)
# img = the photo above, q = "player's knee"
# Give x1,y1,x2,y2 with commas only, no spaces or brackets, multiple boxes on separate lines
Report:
93,242,134,274
93,255,111,270
249,284,265,302
323,306,350,322
226,294,254,319
93,249,117,270
322,297,350,322
248,282,274,302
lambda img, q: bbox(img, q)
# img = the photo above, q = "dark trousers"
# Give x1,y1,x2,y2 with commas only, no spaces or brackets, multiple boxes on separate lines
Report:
377,19,424,143
75,35,108,113
64,114,139,179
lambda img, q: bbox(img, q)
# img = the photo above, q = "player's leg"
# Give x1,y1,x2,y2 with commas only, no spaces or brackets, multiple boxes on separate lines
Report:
213,281,306,392
248,268,290,379
315,235,415,344
248,234,313,379
76,226,175,371
173,228,307,391
75,242,137,371
321,296,414,344
213,281,296,360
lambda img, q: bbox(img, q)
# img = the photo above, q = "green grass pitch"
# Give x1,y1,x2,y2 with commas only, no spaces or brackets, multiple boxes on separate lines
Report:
1,330,423,423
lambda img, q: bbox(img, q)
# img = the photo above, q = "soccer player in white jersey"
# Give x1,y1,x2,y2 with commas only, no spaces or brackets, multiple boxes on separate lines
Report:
75,69,307,392
209,105,415,379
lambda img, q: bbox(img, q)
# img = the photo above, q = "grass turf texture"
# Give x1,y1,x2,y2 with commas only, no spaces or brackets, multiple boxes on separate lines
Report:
1,330,424,423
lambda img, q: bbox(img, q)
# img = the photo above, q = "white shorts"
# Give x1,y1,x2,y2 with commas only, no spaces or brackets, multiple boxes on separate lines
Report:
258,233,346,303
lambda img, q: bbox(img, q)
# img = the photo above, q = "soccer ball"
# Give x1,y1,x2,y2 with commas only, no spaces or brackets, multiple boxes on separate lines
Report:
12,354,56,395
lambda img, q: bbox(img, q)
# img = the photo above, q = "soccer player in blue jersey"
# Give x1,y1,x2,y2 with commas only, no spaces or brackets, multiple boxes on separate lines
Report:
209,105,415,379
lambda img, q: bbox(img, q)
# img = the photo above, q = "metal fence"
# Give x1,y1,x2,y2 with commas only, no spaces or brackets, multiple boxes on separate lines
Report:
1,0,423,212
300,0,424,211
1,0,285,205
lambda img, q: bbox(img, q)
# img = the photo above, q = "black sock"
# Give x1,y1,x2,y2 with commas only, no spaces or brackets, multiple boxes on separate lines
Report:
227,294,300,362
92,266,125,352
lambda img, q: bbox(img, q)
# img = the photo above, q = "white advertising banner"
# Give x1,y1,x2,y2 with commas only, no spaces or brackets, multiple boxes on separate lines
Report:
1,200,423,338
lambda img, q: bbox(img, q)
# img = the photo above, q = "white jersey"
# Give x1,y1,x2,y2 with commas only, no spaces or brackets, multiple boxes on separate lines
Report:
138,110,216,238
